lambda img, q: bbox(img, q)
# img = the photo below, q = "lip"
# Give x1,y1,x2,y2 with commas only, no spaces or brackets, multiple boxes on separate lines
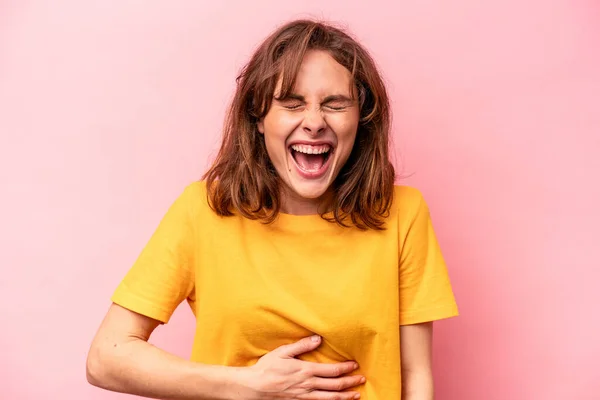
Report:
288,141,335,180
288,140,335,149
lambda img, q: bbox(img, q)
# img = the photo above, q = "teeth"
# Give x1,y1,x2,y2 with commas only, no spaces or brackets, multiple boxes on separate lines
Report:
290,144,331,154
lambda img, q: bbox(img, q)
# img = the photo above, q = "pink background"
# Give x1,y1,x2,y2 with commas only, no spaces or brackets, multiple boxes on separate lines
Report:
1,1,599,399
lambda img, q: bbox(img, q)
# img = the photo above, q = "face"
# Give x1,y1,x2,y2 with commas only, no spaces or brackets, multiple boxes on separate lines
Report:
257,50,360,215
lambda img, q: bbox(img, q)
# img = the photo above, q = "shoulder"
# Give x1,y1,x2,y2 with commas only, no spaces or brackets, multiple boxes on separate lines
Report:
174,180,211,216
181,180,208,198
391,185,431,225
393,185,426,210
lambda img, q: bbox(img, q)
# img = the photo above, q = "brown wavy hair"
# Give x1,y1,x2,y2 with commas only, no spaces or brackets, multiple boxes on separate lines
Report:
202,19,395,230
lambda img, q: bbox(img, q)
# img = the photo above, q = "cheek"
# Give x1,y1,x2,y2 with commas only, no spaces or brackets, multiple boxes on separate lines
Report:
263,112,300,139
262,114,295,161
330,115,359,145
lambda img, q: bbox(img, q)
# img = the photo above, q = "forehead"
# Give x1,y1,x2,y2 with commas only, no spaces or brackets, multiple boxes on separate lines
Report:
276,50,354,97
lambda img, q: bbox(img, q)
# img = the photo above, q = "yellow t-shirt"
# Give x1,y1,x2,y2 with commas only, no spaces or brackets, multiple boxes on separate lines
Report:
111,181,458,398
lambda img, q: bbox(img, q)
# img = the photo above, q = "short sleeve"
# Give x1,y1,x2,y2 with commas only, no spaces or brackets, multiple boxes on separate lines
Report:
111,184,198,324
398,192,459,325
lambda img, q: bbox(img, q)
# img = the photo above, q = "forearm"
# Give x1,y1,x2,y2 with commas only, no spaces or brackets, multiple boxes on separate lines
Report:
86,338,247,400
401,370,434,400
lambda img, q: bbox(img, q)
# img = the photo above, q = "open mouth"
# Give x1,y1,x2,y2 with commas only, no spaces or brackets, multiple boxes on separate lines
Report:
289,143,333,177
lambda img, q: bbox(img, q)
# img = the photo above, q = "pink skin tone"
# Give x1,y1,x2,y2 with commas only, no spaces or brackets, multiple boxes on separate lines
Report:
257,50,360,215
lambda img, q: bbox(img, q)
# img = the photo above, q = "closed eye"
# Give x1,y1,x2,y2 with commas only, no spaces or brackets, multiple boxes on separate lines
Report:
322,96,354,111
325,104,347,111
283,104,303,110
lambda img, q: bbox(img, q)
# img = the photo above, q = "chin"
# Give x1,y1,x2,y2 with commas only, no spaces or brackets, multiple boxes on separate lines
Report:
289,181,330,200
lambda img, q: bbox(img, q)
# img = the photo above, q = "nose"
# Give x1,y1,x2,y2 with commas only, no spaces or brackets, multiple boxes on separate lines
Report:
302,108,327,136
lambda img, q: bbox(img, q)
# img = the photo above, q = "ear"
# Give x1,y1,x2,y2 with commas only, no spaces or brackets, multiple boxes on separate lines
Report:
257,119,265,134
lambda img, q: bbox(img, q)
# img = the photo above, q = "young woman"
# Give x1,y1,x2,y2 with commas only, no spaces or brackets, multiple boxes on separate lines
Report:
86,19,458,400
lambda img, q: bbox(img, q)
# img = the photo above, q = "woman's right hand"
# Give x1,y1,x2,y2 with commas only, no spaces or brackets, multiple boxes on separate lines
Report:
238,335,364,400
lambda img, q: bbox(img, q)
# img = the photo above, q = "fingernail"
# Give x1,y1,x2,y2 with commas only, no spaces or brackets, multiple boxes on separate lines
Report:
354,362,359,369
354,394,361,399
360,377,366,383
311,335,320,342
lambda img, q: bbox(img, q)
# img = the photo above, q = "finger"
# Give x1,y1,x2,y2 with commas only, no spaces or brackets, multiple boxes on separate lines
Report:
275,335,322,358
310,375,365,391
300,390,361,400
303,360,359,377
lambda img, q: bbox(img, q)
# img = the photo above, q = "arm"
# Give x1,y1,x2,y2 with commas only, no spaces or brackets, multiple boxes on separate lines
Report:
397,190,459,399
85,185,242,399
86,303,363,400
400,322,434,400
86,303,245,400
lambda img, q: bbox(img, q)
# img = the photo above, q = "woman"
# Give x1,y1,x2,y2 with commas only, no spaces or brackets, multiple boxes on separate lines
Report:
86,19,458,400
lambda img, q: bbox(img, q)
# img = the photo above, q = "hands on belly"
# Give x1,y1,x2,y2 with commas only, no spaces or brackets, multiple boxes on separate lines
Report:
235,335,365,399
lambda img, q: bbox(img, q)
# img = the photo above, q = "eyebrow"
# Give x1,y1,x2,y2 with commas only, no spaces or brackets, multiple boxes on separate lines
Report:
275,93,354,103
322,94,354,103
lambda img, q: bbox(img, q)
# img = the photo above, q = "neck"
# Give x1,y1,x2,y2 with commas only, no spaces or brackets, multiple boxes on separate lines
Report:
279,187,333,216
